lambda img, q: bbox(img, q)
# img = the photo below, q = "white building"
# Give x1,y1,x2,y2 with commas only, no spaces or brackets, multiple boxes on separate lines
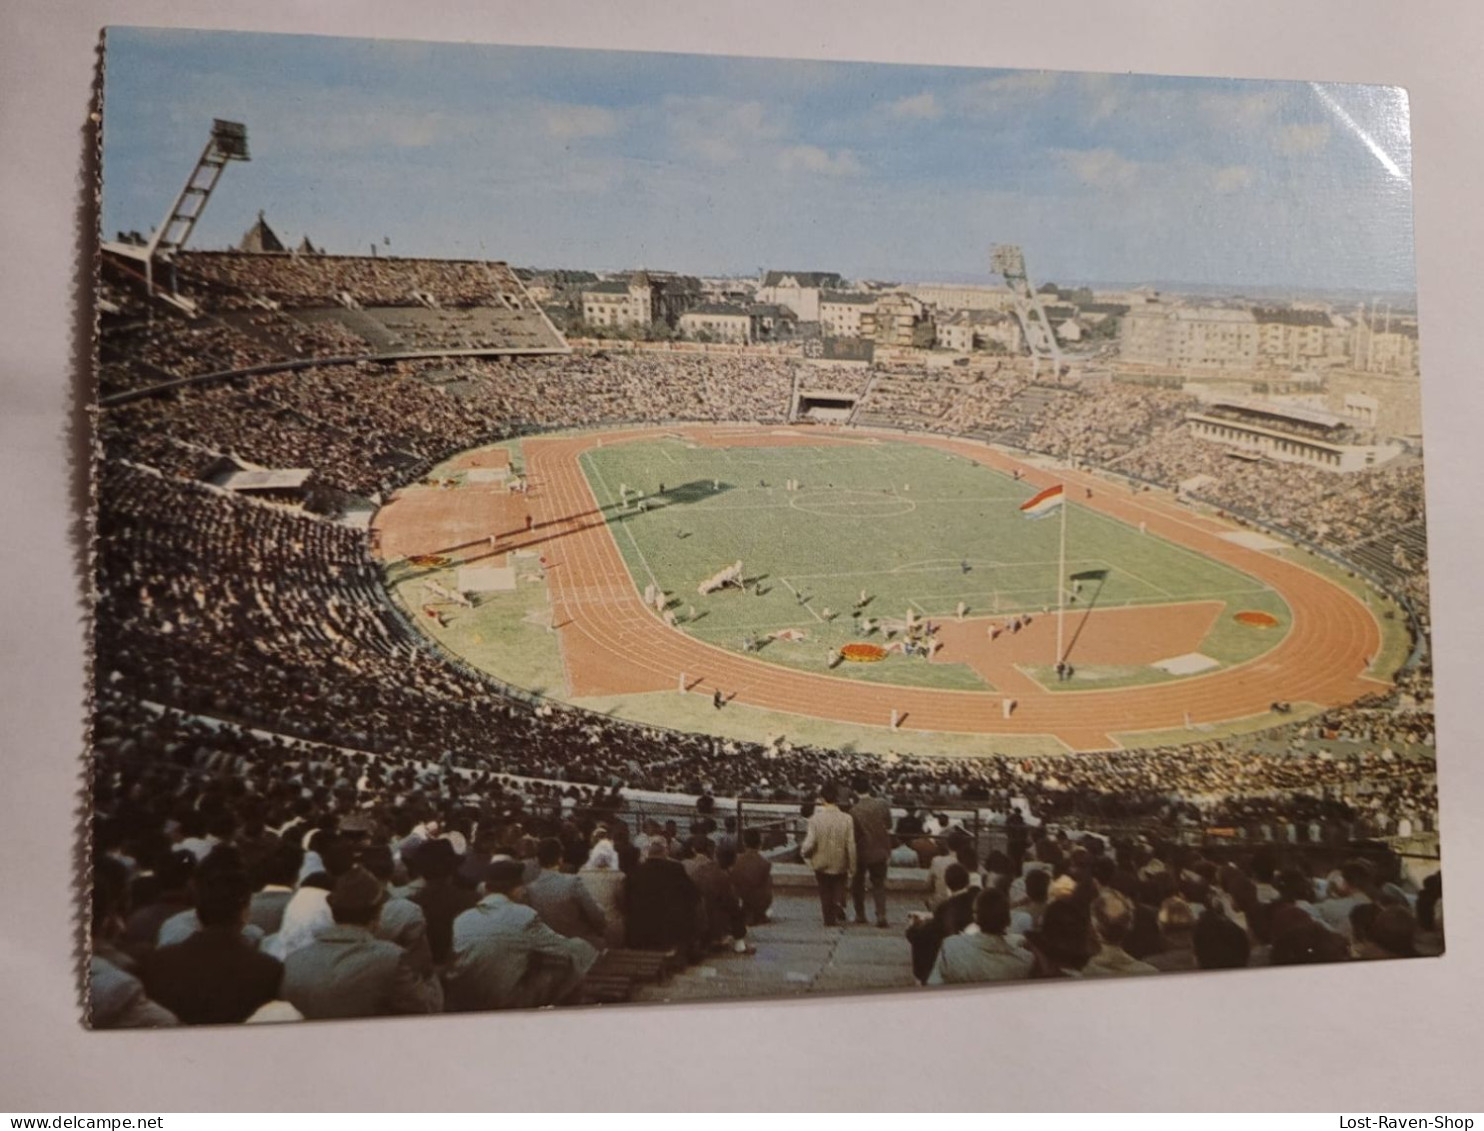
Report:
757,270,845,322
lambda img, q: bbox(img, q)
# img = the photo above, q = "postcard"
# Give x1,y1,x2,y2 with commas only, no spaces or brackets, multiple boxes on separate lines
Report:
89,27,1436,1026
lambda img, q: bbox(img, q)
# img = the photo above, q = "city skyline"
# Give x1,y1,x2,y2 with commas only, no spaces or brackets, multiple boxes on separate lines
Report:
102,28,1416,294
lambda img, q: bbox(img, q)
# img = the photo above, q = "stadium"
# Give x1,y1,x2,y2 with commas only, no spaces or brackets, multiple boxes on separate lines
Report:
89,113,1440,1024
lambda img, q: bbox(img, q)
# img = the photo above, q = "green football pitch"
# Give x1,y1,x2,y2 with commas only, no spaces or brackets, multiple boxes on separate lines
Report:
578,437,1289,692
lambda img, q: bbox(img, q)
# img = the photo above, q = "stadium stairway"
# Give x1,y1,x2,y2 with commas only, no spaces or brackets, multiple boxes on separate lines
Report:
627,889,926,1004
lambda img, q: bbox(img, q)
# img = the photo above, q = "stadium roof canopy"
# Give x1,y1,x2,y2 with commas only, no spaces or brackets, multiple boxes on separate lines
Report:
1210,397,1347,429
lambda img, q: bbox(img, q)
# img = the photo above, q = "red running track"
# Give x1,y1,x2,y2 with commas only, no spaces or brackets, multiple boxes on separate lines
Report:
510,424,1388,751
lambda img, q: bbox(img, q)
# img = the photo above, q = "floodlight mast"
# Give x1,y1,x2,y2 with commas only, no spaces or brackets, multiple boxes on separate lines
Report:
141,119,250,294
991,243,1065,380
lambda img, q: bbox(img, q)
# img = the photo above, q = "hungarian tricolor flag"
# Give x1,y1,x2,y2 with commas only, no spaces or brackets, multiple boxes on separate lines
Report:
1019,483,1065,519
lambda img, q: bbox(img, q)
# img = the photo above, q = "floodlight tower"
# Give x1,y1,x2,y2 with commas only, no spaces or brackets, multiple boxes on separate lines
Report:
139,119,251,293
991,244,1065,379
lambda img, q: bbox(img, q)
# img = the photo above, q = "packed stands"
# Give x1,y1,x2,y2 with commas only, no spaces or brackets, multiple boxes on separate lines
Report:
90,252,1439,1026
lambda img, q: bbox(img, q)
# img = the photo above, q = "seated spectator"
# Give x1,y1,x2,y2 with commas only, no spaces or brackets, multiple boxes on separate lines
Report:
1352,904,1418,960
928,888,1034,985
1016,867,1051,934
1145,898,1198,972
157,845,268,950
908,862,977,984
409,837,478,969
1268,906,1349,965
888,838,920,868
268,836,357,960
444,857,596,1011
523,837,606,949
1316,859,1375,940
122,849,196,957
926,831,969,909
1025,895,1095,978
281,866,440,1019
693,843,751,954
731,828,774,926
89,856,178,1029
361,846,438,987
625,838,700,956
578,836,627,948
248,841,303,937
1083,890,1158,977
1193,907,1251,970
141,854,284,1024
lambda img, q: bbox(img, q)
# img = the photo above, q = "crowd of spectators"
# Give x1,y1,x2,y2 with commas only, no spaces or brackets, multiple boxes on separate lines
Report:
88,730,1443,1026
93,460,1436,844
1118,429,1429,610
90,266,1440,1025
173,252,536,311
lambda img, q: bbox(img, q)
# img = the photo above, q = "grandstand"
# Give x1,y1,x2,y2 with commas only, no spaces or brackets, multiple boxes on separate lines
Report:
89,247,1440,1026
98,246,568,401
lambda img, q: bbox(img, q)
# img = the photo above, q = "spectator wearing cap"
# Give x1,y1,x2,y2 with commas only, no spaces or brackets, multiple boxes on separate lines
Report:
281,866,440,1020
444,857,596,1011
731,828,773,926
928,888,1034,985
625,837,701,955
409,837,478,968
1083,890,1158,977
141,854,284,1025
523,837,607,949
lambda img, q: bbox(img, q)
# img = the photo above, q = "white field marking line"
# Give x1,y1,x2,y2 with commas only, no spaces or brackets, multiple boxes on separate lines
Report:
784,557,1104,580
1081,494,1280,596
776,577,827,623
1090,555,1175,601
580,452,661,593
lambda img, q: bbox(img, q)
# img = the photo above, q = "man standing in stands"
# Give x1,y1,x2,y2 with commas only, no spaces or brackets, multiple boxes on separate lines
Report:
850,775,893,928
801,782,857,927
444,857,596,1011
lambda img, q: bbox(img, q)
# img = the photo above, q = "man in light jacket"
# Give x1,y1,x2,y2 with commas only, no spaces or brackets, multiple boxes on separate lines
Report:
800,783,857,926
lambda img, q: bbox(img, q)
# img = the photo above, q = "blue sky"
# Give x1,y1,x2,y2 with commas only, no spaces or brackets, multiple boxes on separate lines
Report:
101,28,1416,292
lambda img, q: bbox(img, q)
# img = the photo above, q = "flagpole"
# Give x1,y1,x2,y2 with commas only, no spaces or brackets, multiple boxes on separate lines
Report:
1056,487,1067,667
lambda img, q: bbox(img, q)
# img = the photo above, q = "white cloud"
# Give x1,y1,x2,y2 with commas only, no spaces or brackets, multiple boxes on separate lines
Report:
957,70,1060,114
776,145,864,177
1059,147,1141,189
1197,90,1280,132
541,104,621,140
979,71,1060,96
663,96,787,165
889,92,942,120
1210,164,1255,193
1276,122,1331,156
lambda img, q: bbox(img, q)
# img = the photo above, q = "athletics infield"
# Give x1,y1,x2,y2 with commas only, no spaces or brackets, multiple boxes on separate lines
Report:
372,424,1399,753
